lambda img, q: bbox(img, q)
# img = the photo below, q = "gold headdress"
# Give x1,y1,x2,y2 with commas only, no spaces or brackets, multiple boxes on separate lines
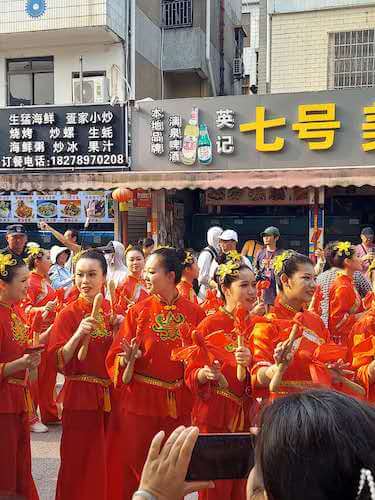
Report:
334,241,352,257
273,251,293,275
27,245,43,257
183,251,195,266
72,249,85,265
0,253,17,277
226,250,242,262
217,259,241,283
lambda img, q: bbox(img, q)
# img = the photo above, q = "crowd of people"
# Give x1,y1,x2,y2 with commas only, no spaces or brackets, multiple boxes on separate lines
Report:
1,221,375,500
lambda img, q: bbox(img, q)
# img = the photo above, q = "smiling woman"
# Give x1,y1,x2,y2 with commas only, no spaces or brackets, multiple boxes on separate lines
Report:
106,247,205,500
48,250,115,500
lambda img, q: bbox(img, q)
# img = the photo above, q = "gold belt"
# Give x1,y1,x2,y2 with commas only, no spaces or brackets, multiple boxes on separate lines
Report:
7,377,33,415
133,373,184,390
65,374,112,412
7,377,26,387
272,379,316,395
215,388,244,406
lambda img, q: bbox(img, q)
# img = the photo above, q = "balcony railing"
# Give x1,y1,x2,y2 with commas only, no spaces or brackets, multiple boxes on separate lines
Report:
161,0,193,29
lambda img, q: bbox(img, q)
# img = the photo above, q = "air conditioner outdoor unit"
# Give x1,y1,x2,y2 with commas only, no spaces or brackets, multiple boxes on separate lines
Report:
233,58,243,78
72,76,109,104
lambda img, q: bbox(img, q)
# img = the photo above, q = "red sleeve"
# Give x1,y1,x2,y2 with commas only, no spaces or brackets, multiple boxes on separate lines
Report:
330,285,358,334
250,321,278,397
48,305,79,372
105,304,138,384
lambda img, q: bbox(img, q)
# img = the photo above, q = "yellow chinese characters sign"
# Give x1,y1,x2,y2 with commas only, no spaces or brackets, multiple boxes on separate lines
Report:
240,103,342,152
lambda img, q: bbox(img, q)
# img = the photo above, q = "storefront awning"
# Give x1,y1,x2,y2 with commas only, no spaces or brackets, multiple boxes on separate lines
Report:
2,165,375,191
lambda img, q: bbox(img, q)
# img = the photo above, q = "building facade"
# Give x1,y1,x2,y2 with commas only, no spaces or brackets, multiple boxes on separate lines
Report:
0,0,245,245
242,0,259,94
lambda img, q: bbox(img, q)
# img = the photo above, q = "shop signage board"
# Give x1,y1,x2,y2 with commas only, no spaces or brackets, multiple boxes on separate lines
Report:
0,191,115,224
205,187,312,206
0,104,128,173
132,88,375,172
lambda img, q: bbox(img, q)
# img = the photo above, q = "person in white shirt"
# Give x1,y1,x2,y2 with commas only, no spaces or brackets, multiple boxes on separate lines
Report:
197,226,223,301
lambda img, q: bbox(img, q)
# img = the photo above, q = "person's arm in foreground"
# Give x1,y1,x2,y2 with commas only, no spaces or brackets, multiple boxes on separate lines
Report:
132,426,214,500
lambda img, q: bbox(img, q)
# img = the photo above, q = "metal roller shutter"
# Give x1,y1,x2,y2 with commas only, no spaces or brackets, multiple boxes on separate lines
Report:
128,207,147,244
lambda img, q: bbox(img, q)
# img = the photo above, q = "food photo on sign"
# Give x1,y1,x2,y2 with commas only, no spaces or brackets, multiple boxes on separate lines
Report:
13,196,35,221
37,199,58,219
59,197,82,220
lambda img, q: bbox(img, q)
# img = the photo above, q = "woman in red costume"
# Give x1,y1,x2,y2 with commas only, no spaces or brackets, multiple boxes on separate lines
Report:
48,250,115,500
0,255,41,499
106,247,205,500
176,249,199,304
115,245,148,315
251,251,351,400
182,257,265,500
323,242,364,346
23,247,59,431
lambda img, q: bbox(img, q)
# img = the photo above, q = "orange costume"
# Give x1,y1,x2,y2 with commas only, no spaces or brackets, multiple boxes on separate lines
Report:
23,271,59,424
177,279,199,305
0,303,39,499
327,273,363,346
351,306,375,402
106,294,205,500
251,297,342,399
48,296,114,500
185,308,256,500
115,275,148,315
201,288,224,316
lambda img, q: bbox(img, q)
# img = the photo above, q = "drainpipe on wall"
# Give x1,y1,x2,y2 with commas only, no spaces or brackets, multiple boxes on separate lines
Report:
219,0,225,95
130,0,136,101
206,0,217,97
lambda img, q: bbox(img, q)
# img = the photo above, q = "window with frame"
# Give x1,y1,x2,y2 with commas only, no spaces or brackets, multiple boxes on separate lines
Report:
328,29,375,89
7,57,54,106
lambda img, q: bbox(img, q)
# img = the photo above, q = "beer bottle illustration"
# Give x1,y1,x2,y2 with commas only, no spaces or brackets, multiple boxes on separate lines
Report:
181,107,199,166
197,123,213,165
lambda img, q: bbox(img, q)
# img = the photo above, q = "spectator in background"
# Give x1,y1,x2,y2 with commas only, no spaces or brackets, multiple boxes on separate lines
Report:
39,221,81,255
0,224,28,263
356,227,375,274
97,240,128,289
139,238,155,259
198,226,223,300
255,226,283,307
241,239,263,267
49,246,73,290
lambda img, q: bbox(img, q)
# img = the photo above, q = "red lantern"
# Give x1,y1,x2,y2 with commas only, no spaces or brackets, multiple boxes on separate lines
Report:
112,188,133,212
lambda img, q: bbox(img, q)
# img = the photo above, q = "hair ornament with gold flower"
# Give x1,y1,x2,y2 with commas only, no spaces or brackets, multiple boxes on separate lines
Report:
183,251,195,266
217,259,241,284
334,241,352,257
0,253,18,277
273,250,293,276
27,245,43,258
226,250,242,262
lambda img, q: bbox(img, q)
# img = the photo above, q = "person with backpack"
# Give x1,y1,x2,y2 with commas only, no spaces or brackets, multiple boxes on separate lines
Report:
197,226,223,301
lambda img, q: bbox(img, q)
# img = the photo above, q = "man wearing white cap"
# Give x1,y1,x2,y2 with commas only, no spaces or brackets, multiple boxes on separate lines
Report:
198,226,223,300
209,229,252,279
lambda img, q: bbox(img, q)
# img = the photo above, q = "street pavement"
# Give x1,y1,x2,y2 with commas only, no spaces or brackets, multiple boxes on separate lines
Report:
31,426,197,500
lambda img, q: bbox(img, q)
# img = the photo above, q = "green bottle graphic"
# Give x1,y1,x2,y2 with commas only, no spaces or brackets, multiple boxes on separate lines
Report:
198,123,212,165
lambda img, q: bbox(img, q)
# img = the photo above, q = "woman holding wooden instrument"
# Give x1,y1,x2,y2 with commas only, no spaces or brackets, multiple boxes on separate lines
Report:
181,256,265,500
114,245,148,315
48,250,114,500
106,247,205,500
23,246,60,432
0,255,41,499
322,242,364,346
251,251,354,400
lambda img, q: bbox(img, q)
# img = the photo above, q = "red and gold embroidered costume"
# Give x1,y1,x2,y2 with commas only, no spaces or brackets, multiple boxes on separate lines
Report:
327,273,363,346
48,296,114,500
115,275,148,315
184,308,257,500
250,297,342,399
0,303,39,499
106,294,205,500
201,288,224,316
177,279,199,305
22,271,59,424
351,306,375,402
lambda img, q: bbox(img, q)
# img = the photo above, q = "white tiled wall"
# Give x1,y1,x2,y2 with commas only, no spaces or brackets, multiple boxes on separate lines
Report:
270,5,375,93
0,0,125,38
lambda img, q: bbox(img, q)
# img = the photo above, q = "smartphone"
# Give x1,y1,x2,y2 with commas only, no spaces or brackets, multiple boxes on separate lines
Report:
186,433,255,481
